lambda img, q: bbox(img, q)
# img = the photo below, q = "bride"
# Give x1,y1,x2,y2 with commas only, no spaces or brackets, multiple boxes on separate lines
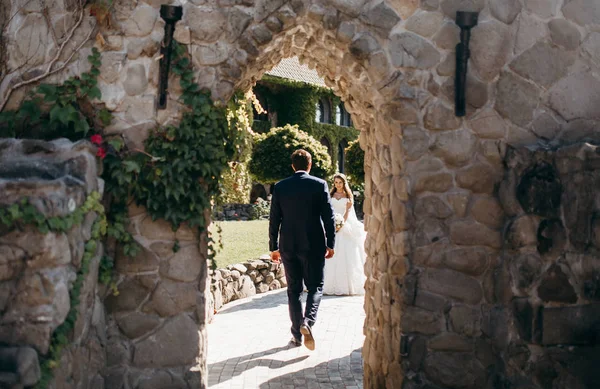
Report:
323,173,367,296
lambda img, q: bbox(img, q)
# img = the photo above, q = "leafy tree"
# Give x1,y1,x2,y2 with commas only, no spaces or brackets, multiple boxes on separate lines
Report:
249,124,333,184
345,139,364,183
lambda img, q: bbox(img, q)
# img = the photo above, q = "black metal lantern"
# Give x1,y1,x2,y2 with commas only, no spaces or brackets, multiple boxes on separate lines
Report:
454,11,478,117
157,5,183,110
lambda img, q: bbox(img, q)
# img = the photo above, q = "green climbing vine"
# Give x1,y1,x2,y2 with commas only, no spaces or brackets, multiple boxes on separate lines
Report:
0,48,109,140
0,38,251,387
0,47,131,287
0,192,107,389
98,42,249,268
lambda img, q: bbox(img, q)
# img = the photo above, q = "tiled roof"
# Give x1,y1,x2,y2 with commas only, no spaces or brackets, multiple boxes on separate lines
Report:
265,57,328,88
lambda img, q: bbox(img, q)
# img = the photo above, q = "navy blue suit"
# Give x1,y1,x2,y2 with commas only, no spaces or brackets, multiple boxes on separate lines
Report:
269,171,336,339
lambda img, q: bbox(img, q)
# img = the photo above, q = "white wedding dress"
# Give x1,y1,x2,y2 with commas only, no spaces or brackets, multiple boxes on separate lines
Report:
323,197,367,295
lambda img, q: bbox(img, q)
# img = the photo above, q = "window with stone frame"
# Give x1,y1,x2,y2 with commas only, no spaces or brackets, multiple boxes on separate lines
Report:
316,97,331,123
320,136,332,158
336,103,352,127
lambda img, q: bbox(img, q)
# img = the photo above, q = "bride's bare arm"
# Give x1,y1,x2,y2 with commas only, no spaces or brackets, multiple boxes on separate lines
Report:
343,200,352,222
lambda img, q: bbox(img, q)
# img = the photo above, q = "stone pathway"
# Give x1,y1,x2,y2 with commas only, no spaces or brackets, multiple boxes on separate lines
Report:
207,289,365,388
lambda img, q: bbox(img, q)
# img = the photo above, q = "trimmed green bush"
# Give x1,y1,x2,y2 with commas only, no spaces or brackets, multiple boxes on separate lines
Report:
345,139,365,183
249,124,334,184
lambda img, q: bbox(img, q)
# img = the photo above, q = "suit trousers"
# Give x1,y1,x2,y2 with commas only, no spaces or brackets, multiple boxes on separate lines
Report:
281,251,325,340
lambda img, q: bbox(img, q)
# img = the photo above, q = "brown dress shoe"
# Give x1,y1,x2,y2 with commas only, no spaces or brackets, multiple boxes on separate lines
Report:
300,324,315,350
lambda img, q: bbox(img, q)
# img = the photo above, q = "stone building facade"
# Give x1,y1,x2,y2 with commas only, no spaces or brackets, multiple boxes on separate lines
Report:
2,0,600,388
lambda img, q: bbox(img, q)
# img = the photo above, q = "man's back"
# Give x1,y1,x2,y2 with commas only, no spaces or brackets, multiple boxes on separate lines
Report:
269,172,335,254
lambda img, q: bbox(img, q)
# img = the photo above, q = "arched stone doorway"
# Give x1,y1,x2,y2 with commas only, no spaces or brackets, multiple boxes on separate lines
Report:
196,4,414,386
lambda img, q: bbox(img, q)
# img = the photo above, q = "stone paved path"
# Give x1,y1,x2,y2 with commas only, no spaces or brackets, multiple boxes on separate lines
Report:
207,289,365,388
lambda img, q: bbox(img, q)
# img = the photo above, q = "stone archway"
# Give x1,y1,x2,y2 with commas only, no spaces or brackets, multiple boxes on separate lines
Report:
186,3,418,387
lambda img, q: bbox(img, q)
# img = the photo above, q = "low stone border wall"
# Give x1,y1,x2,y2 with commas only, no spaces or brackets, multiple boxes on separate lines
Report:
208,258,286,316
213,203,271,221
213,204,255,221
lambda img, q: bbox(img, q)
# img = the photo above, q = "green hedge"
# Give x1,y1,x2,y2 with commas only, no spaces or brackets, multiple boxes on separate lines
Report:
252,77,359,172
249,124,334,184
345,139,365,183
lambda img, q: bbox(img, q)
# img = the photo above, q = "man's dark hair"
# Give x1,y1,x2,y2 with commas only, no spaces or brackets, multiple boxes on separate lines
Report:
291,149,312,171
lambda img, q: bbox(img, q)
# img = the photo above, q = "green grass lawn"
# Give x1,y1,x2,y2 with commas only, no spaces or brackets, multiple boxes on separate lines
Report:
210,219,270,269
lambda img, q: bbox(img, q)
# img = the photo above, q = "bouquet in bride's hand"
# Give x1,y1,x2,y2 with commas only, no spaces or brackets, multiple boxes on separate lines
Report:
334,213,344,232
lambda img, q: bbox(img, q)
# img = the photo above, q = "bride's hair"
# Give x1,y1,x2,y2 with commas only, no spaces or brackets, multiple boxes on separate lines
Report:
330,173,354,204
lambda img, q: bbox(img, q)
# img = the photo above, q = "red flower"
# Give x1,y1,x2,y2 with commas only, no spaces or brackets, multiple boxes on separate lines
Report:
96,147,107,159
90,134,103,145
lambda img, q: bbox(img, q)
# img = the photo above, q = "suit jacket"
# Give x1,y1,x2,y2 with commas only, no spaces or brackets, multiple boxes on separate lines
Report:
269,171,336,255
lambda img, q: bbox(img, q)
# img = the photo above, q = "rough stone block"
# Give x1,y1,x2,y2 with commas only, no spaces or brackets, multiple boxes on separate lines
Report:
450,304,482,337
420,269,483,304
549,72,600,121
159,245,202,282
405,11,444,38
549,19,581,50
514,12,547,55
414,290,447,312
149,280,197,317
537,264,577,304
133,314,200,367
495,71,543,126
402,306,445,335
489,0,522,24
389,31,440,69
115,312,161,339
424,100,460,131
0,347,41,387
105,278,149,313
456,163,501,194
450,220,502,249
423,351,486,388
512,298,534,342
562,0,600,27
428,332,472,351
443,247,489,276
360,0,401,35
431,129,477,166
470,19,512,81
510,42,576,88
116,246,159,274
542,304,600,345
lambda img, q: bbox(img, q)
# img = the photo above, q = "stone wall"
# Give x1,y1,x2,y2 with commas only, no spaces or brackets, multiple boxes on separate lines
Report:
2,0,600,387
208,259,286,316
0,139,105,389
102,209,208,389
496,143,600,387
212,203,262,221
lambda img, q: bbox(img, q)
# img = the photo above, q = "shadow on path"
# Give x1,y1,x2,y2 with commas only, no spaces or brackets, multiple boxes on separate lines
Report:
208,344,310,385
258,348,363,389
216,288,356,316
215,289,288,315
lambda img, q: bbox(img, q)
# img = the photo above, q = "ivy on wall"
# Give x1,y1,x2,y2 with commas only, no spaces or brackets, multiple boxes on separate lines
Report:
251,75,359,172
100,42,250,266
0,48,109,139
0,192,107,389
0,38,253,386
218,92,255,205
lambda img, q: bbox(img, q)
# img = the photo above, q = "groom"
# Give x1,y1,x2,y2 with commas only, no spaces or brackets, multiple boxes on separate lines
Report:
269,149,336,350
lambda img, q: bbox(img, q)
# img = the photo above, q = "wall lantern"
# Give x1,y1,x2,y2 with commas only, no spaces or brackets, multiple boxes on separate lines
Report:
157,5,183,110
454,11,478,117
